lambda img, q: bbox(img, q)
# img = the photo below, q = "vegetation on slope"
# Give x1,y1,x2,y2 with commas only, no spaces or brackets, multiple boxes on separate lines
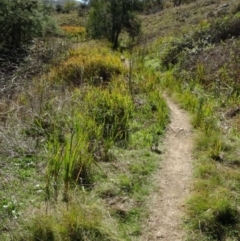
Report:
0,37,169,241
2,0,240,240
146,3,240,240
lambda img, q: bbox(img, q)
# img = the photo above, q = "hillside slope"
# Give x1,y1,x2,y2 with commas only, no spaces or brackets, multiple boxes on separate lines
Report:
1,0,240,240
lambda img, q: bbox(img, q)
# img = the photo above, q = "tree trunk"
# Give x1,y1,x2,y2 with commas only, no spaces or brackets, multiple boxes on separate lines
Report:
113,29,121,49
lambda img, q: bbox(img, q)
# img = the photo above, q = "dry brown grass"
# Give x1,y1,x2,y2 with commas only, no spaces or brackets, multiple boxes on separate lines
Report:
139,0,236,43
177,39,240,88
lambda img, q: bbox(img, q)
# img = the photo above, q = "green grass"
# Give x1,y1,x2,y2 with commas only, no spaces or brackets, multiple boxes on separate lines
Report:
157,50,240,241
3,0,240,240
142,8,240,238
0,37,169,240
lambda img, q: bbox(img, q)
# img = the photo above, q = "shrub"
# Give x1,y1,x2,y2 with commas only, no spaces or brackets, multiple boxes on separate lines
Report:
192,14,240,44
56,4,63,13
0,0,57,51
160,14,240,69
160,37,193,69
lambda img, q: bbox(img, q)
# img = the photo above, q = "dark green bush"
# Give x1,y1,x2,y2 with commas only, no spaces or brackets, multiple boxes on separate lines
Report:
161,37,193,69
0,0,57,51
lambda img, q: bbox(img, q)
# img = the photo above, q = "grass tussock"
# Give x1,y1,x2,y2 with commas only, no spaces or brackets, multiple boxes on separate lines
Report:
49,46,125,86
21,198,122,241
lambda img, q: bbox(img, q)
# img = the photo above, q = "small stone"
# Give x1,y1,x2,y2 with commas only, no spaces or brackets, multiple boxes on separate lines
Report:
156,232,164,238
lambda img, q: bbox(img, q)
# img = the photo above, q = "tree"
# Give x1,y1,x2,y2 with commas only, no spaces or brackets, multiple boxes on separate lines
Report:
0,0,56,51
87,0,141,49
78,1,89,17
56,4,63,13
173,0,182,7
63,0,77,13
124,0,163,13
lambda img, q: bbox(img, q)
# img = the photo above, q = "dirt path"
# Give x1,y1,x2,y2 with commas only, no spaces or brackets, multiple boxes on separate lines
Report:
141,95,193,241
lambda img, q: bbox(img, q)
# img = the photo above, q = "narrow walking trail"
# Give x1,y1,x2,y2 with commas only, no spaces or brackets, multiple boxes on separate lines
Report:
141,95,193,241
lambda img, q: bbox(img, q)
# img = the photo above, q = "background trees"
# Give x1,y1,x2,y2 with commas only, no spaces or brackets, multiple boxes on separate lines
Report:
87,0,141,49
63,0,77,13
0,0,56,51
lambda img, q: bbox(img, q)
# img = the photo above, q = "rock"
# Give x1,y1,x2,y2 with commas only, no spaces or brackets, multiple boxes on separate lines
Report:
156,232,164,238
151,145,162,154
225,107,240,118
120,55,125,62
219,3,229,9
202,0,216,7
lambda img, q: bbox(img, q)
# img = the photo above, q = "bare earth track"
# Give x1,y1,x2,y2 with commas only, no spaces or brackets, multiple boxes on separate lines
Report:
141,95,193,241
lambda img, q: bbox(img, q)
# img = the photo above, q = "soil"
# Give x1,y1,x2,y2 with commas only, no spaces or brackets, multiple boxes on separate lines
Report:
141,95,193,241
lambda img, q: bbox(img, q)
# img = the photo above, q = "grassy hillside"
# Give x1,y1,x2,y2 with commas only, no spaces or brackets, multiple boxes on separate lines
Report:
1,0,240,240
141,0,240,240
0,28,168,241
140,0,240,40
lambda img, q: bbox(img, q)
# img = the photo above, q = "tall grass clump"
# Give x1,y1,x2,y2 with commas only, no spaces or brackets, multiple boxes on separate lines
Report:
21,199,122,241
84,86,133,142
148,90,169,135
44,79,134,204
76,82,134,162
49,46,125,86
45,114,102,205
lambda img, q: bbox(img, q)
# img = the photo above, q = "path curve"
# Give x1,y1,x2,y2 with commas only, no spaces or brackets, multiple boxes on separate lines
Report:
141,95,193,241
